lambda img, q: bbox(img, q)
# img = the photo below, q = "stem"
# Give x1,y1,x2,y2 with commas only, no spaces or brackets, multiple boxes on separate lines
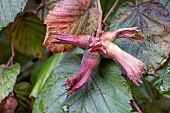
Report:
17,60,34,82
132,99,142,113
21,60,34,73
6,26,15,67
6,43,15,67
135,0,139,5
17,70,32,82
103,0,120,23
36,3,43,15
96,0,102,38
41,0,45,20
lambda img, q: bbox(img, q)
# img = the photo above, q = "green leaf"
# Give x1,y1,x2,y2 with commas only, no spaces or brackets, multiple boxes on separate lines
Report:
142,95,170,113
30,52,66,98
0,63,21,102
14,82,33,113
146,59,170,95
0,0,27,30
128,79,156,104
0,29,31,65
111,2,170,74
32,51,132,113
7,12,46,57
0,30,11,64
101,0,135,23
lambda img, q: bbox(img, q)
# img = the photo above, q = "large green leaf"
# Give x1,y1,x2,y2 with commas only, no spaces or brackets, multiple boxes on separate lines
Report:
0,63,21,102
32,50,132,113
146,59,170,95
30,52,66,98
0,0,27,30
14,82,33,113
7,12,46,57
110,2,170,74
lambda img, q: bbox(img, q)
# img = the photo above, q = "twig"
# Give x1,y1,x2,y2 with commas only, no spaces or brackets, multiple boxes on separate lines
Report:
6,26,15,67
17,70,32,82
16,60,34,82
36,3,43,15
132,99,142,113
21,60,34,73
135,0,139,5
96,0,102,38
41,0,45,20
6,42,15,67
103,0,120,23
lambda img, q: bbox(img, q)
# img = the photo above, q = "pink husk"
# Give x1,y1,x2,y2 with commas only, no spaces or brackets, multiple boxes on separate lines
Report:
101,41,145,85
64,50,101,96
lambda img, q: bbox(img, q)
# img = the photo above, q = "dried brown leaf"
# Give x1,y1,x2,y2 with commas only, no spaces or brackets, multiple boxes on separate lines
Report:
44,0,98,52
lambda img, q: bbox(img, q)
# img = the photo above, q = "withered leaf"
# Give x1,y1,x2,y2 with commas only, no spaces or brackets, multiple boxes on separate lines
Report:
44,0,99,52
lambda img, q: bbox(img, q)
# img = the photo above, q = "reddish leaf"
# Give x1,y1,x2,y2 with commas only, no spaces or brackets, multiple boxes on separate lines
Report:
44,0,99,52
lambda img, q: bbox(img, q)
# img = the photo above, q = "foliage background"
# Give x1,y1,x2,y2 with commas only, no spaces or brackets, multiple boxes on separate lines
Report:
0,0,170,113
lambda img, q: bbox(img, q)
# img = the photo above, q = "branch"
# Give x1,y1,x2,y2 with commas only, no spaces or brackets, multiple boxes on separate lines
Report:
6,42,15,67
6,26,15,67
103,0,120,23
96,0,102,38
132,99,142,113
135,0,139,5
41,0,45,20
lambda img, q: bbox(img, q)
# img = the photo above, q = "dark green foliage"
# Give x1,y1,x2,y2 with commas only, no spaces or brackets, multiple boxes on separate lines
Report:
33,49,132,113
0,0,170,113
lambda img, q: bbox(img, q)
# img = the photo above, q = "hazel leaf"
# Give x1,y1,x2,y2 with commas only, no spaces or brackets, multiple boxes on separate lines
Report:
44,0,99,52
32,50,133,113
30,52,66,98
0,64,21,102
111,1,170,74
146,59,170,95
7,12,46,58
0,0,27,30
14,82,33,113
